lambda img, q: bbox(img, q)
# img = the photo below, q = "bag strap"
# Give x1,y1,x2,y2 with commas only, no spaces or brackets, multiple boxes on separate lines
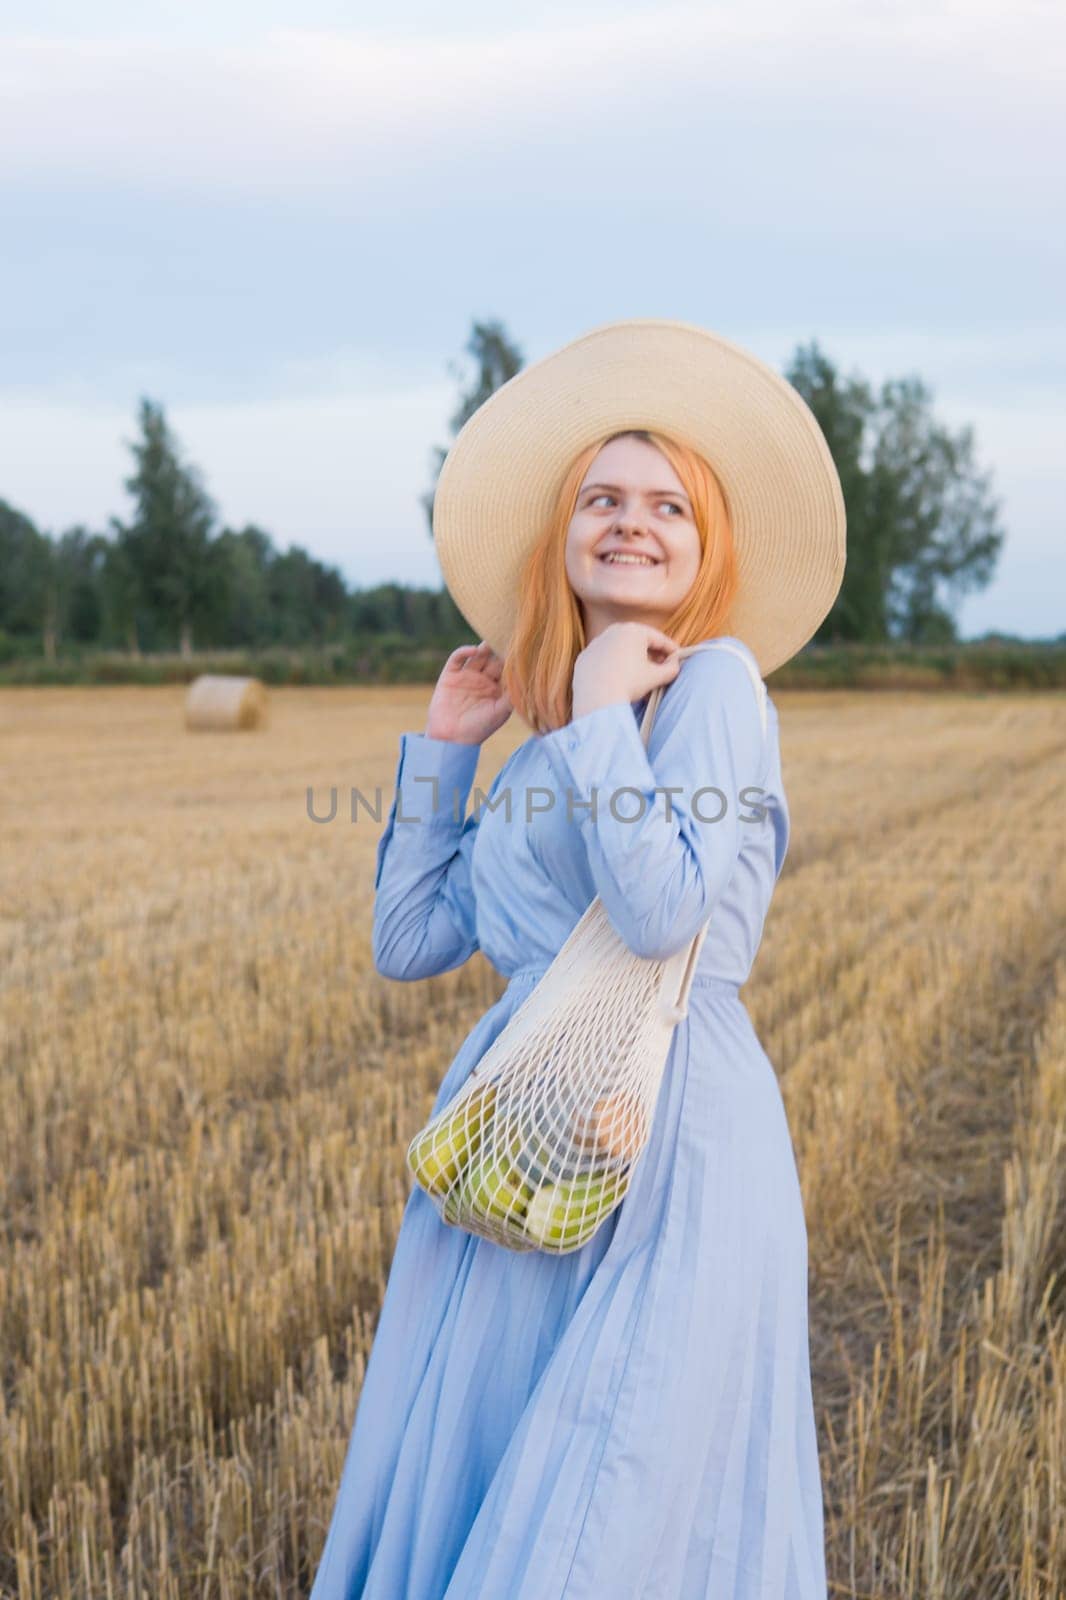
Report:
638,638,768,748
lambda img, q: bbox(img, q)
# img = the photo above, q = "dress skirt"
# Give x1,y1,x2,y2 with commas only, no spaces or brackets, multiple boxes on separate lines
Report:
308,966,827,1600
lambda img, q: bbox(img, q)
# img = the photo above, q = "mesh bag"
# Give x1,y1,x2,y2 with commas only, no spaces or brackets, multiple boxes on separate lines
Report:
406,640,768,1254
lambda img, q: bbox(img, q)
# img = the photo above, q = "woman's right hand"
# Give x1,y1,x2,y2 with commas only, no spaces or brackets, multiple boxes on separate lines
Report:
424,643,513,745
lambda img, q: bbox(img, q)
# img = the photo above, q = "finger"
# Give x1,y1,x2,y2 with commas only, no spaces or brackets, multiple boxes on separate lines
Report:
449,645,481,670
646,646,681,678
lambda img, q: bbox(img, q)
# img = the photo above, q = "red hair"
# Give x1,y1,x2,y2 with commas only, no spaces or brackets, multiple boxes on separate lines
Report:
503,429,740,734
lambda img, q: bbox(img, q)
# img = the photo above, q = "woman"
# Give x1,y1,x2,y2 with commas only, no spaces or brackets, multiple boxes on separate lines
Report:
309,319,846,1599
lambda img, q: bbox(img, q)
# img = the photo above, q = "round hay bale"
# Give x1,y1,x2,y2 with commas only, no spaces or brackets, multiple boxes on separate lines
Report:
184,674,268,732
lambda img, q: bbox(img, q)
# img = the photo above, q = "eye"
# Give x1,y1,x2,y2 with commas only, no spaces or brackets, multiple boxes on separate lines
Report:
588,494,685,515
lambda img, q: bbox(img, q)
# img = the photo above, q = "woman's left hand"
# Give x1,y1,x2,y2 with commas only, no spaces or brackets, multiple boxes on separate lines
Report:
571,622,681,719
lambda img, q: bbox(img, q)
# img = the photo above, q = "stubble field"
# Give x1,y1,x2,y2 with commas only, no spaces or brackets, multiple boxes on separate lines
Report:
1,684,1064,1599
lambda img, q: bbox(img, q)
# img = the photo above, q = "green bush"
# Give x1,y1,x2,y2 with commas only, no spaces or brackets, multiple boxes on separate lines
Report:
0,638,1064,691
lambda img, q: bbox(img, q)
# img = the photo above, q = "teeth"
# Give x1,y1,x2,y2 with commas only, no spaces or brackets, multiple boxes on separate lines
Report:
601,553,656,566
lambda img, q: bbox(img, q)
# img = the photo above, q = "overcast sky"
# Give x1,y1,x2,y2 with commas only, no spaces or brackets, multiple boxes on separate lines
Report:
1,0,1062,638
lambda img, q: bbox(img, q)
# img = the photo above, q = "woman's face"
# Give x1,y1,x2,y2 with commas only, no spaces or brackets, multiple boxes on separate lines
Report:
564,435,702,641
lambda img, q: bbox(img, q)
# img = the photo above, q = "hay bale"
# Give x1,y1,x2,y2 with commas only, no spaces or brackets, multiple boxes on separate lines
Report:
184,675,268,732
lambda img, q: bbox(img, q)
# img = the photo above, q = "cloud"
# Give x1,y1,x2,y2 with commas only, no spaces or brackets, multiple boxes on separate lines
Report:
0,2,1061,634
1,3,1062,197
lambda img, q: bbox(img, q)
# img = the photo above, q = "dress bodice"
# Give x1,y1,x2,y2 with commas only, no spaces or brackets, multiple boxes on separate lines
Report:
371,636,791,990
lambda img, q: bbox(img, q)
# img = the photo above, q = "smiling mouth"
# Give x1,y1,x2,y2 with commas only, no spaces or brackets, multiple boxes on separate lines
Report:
598,552,660,568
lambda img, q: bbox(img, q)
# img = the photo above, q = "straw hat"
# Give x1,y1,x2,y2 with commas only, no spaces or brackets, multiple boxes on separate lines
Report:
431,317,847,679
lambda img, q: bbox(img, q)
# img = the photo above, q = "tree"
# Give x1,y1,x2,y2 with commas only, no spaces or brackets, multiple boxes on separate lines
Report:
40,527,108,659
109,398,218,656
202,524,276,648
869,378,1004,642
786,342,1005,644
421,319,525,539
100,536,143,655
60,529,109,644
0,499,51,651
1,504,121,658
267,547,349,646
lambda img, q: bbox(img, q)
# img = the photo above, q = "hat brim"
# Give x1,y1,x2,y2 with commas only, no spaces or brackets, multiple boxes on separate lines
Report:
432,317,847,678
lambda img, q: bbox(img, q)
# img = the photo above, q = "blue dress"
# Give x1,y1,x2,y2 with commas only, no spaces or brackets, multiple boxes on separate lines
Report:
309,635,827,1600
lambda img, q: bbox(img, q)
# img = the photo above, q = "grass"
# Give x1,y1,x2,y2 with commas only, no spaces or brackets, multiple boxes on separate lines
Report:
1,684,1063,1597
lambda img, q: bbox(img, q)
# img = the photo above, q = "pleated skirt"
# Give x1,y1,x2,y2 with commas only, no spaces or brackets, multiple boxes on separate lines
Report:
309,968,828,1600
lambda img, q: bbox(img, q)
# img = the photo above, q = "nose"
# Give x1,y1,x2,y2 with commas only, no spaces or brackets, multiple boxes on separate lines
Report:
614,511,650,540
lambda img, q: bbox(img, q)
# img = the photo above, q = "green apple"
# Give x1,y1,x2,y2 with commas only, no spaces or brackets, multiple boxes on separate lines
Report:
465,1153,535,1223
408,1115,480,1195
523,1171,628,1250
455,1081,498,1135
408,1129,463,1196
409,1081,502,1192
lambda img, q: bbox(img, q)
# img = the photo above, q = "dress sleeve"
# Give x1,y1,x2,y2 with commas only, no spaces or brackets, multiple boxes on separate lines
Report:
371,731,485,981
538,645,768,961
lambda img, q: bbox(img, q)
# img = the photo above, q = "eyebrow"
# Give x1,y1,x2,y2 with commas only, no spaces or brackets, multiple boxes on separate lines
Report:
580,482,692,507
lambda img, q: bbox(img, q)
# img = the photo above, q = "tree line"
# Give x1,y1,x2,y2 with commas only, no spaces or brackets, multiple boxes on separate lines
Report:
0,319,1014,664
0,398,468,663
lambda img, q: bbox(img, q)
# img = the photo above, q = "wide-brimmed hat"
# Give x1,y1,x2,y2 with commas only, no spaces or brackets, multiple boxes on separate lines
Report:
431,318,847,679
